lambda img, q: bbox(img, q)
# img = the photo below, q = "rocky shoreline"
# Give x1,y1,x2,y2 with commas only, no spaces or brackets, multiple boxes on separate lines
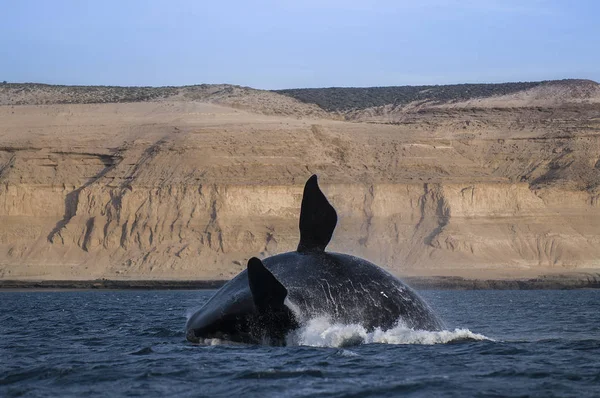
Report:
2,273,600,290
0,279,227,290
405,273,600,290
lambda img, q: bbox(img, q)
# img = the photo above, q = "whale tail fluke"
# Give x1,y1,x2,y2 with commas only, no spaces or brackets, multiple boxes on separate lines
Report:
297,175,337,252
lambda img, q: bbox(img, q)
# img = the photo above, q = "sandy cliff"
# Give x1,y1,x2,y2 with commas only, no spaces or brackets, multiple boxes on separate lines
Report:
0,81,599,280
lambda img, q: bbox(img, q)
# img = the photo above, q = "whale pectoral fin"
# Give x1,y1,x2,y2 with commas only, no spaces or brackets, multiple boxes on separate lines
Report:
297,174,337,252
247,257,288,311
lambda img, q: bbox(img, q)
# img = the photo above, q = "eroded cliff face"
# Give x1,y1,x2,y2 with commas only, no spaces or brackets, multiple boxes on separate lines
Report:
0,101,599,279
1,178,599,280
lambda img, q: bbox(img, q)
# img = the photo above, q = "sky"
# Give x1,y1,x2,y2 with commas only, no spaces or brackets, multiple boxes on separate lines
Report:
1,0,599,89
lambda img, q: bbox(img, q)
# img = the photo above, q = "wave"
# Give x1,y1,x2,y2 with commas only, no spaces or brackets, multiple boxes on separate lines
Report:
287,316,491,348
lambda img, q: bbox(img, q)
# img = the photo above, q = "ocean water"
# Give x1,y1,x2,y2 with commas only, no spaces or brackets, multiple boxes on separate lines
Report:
1,289,599,397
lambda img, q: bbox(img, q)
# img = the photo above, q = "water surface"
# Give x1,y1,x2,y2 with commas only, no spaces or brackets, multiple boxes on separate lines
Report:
1,290,599,397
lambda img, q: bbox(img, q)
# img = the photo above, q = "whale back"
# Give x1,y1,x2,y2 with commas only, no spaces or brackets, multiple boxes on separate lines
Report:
264,251,443,331
186,252,443,343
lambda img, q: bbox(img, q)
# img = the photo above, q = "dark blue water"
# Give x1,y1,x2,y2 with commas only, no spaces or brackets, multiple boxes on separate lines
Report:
1,289,599,397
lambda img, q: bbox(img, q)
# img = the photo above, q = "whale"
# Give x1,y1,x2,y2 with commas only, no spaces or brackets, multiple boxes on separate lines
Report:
186,175,443,345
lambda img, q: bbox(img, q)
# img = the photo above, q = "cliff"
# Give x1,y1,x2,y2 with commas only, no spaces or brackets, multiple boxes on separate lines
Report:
0,81,599,280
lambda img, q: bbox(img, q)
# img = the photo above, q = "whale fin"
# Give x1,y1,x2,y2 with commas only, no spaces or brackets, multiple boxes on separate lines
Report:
297,175,337,252
248,257,288,311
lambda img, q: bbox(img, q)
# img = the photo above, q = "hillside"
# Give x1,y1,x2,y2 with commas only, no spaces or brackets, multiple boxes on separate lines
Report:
0,83,328,118
0,80,599,281
275,79,600,113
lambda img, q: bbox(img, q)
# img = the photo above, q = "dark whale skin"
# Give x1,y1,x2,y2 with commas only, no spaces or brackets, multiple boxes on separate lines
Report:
186,251,443,344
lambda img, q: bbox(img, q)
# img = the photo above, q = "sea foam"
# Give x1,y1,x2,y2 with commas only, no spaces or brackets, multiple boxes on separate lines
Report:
287,316,490,348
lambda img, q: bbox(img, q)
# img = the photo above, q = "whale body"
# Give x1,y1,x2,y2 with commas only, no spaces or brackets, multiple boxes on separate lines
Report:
186,175,443,344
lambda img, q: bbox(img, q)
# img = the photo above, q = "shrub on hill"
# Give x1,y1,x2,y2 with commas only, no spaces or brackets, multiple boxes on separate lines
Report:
274,82,547,112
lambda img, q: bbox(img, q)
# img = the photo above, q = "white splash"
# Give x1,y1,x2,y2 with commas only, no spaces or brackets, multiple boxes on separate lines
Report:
287,316,491,348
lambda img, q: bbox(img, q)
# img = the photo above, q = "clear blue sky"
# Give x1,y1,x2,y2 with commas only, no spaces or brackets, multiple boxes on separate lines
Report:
1,0,598,89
